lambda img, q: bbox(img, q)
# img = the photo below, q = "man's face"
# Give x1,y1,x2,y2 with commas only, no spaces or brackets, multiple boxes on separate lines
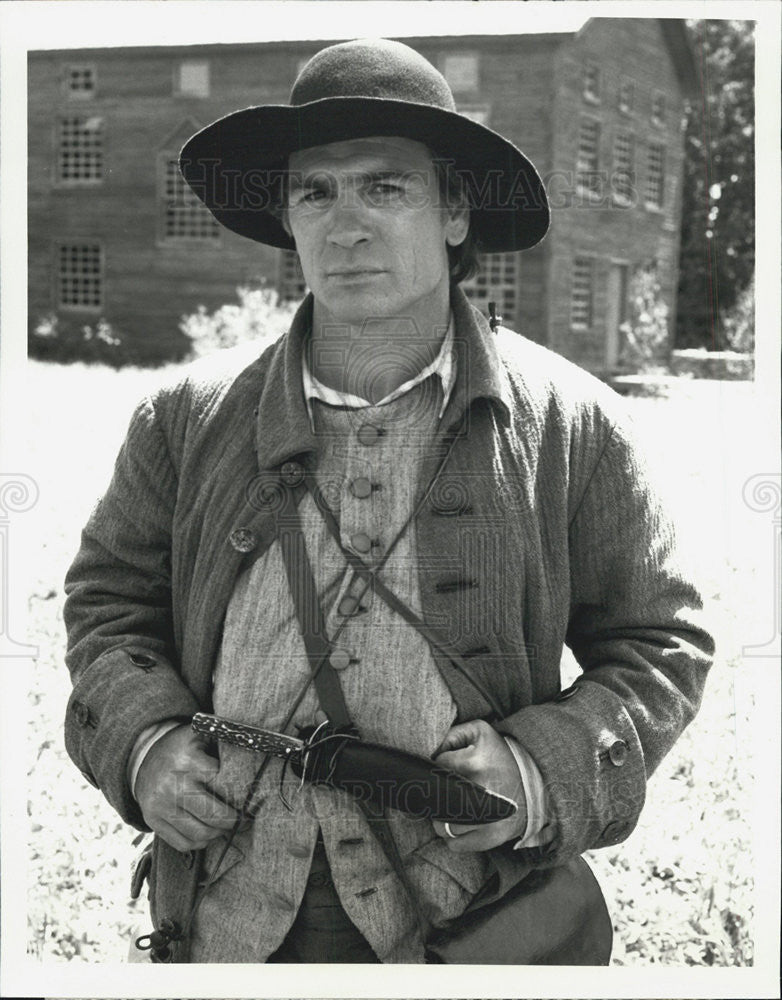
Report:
286,136,468,326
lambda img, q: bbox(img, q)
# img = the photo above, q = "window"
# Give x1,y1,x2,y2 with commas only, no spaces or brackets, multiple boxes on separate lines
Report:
66,64,96,99
462,253,518,328
58,243,102,310
612,131,634,204
645,143,665,208
58,115,103,183
161,157,221,242
651,91,666,127
278,251,307,302
618,78,634,114
443,53,479,93
576,118,601,195
175,60,210,98
582,61,600,103
570,258,593,329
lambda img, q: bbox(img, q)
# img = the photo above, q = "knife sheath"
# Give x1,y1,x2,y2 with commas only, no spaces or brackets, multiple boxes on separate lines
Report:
193,712,516,825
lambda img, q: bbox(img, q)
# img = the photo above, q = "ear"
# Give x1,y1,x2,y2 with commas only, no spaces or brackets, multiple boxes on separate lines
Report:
444,204,470,247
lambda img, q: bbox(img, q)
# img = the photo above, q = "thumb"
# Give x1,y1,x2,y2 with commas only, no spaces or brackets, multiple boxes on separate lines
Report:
432,721,482,758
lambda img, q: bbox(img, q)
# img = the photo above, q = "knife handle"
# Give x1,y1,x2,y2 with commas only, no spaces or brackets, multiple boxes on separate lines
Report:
192,712,301,758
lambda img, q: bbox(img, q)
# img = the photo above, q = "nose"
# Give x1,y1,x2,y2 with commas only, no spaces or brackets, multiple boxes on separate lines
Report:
326,189,371,249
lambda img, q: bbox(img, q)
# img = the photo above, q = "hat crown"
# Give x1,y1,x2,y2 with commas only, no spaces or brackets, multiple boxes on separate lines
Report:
291,38,457,111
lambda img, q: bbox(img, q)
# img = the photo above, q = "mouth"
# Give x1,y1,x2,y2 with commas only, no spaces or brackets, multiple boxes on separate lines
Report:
326,268,386,278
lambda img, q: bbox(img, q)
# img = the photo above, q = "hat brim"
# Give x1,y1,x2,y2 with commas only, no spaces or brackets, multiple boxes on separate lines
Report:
180,97,549,254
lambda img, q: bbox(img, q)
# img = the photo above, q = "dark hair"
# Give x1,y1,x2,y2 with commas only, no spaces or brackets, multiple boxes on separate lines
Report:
432,156,481,285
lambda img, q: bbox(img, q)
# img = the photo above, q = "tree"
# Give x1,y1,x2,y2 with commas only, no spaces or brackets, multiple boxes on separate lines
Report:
676,20,755,349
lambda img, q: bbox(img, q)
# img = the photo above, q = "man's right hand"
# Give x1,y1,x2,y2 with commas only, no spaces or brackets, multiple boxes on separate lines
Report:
134,724,243,852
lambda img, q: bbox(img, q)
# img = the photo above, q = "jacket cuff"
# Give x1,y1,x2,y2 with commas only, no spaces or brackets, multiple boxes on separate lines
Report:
64,645,201,829
495,678,646,863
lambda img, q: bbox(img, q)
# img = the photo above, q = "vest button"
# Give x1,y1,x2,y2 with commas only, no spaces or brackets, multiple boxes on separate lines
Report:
357,424,384,446
329,648,352,671
338,595,359,617
229,527,257,553
129,652,156,670
287,843,312,859
280,460,304,488
72,700,91,727
349,477,373,499
351,532,372,554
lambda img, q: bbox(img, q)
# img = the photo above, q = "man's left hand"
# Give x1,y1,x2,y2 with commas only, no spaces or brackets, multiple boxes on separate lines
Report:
431,720,527,852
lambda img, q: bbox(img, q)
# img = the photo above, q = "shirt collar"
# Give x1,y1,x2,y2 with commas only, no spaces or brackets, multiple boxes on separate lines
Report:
301,317,456,426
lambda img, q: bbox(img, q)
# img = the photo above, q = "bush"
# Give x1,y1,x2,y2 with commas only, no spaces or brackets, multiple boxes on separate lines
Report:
619,265,671,373
721,274,754,354
180,285,297,359
28,314,191,368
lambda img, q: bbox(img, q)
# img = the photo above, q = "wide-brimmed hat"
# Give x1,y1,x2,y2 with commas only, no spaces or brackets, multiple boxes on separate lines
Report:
180,38,549,253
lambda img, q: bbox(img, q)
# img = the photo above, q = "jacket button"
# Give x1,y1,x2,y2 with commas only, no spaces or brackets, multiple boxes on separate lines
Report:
72,700,91,727
338,595,359,617
349,477,373,499
129,652,156,670
608,739,628,766
329,648,352,670
280,460,304,488
229,527,257,553
181,850,195,869
357,424,384,446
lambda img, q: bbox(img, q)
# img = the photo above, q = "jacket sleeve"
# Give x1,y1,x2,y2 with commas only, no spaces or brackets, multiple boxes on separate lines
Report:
495,414,715,864
63,395,200,830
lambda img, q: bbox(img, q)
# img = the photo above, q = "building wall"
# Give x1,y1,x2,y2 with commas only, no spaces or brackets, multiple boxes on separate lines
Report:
28,24,689,370
547,18,687,371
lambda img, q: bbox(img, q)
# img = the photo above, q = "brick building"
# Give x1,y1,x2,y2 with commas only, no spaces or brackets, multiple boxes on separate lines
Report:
28,19,697,370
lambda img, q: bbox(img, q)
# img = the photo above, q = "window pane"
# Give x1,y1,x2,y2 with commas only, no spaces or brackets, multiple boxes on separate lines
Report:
443,54,479,93
462,253,517,327
177,61,210,97
58,116,103,181
58,244,102,308
613,131,634,202
645,144,665,207
571,258,593,328
162,158,221,241
576,118,600,193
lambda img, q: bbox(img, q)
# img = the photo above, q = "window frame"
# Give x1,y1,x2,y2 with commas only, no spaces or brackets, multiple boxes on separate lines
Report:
64,63,97,101
575,115,602,200
55,113,105,187
461,252,519,330
442,52,480,95
644,141,666,211
582,60,601,104
618,77,634,115
173,59,211,98
55,241,104,313
570,256,595,331
611,129,635,207
157,153,222,246
277,249,308,303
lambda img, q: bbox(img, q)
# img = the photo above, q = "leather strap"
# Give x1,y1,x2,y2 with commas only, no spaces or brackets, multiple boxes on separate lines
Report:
305,472,504,721
277,477,431,939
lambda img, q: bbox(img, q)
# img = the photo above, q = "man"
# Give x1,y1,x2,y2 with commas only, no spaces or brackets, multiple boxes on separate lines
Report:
63,38,714,964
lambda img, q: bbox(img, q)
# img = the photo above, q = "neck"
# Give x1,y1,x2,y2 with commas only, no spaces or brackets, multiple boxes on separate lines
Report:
309,287,451,403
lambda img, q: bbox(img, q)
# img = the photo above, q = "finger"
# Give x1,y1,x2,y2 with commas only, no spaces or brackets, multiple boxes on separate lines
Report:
165,810,227,851
432,746,480,777
182,789,242,830
433,722,482,756
432,819,480,840
442,820,514,854
152,816,220,853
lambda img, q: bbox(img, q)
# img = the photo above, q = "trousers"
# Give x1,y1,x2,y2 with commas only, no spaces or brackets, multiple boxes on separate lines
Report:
267,835,380,963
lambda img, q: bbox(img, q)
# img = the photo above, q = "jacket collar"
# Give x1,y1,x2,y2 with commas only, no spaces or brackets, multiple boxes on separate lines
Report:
254,285,513,470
